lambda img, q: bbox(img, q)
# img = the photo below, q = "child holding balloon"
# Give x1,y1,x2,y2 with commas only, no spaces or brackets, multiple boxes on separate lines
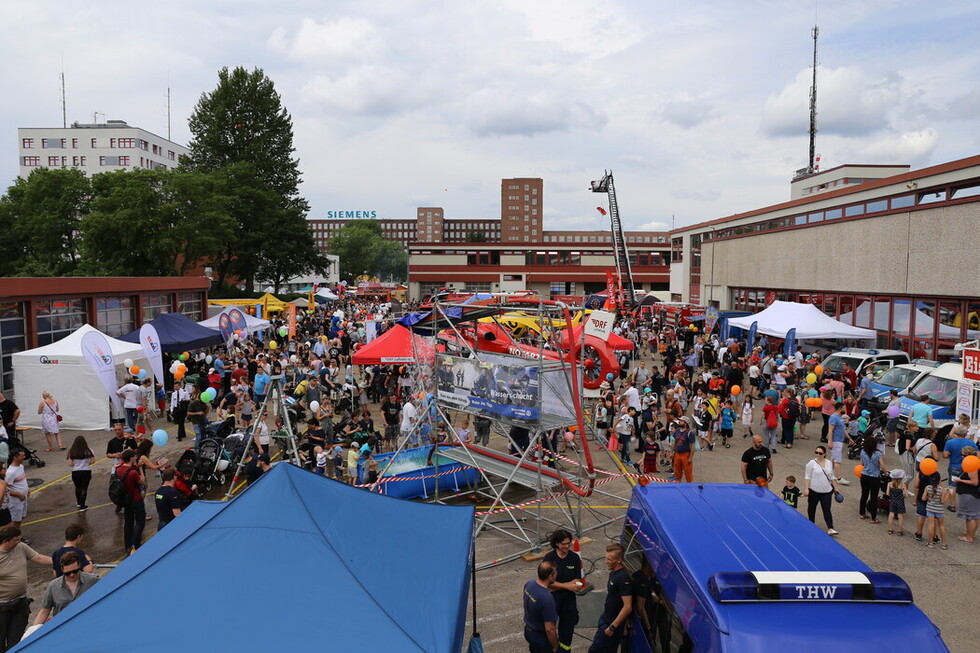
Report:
922,471,949,549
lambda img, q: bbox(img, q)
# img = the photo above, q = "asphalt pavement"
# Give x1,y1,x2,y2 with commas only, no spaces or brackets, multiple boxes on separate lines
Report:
14,357,979,652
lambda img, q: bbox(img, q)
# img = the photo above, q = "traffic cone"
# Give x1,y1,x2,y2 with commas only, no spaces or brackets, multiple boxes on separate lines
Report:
572,539,580,553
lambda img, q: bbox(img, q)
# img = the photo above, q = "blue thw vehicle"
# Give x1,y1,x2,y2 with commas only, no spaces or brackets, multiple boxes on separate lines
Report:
621,483,948,652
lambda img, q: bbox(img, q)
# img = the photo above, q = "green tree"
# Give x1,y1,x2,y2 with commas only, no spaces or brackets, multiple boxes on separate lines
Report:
328,219,408,282
79,169,236,276
0,168,90,276
465,229,488,242
184,66,313,292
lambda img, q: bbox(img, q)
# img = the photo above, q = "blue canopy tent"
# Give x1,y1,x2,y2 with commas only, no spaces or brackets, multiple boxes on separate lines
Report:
14,464,475,653
118,312,223,352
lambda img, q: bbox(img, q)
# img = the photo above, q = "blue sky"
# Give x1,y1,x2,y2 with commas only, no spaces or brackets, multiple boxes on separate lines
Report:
3,0,978,231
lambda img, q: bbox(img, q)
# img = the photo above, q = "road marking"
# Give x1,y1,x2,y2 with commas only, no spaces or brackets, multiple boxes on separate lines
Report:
23,501,113,526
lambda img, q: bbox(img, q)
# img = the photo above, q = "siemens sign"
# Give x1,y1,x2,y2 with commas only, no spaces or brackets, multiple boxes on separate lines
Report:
326,210,378,219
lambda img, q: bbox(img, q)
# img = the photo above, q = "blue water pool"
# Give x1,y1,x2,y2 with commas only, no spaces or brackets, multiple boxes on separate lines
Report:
371,445,479,499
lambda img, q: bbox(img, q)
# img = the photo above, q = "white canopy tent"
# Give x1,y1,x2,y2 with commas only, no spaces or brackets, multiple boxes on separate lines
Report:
837,301,980,340
316,288,340,301
727,301,877,341
197,306,271,333
11,324,149,431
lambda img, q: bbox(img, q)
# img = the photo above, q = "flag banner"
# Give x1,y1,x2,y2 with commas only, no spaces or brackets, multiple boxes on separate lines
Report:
80,329,121,411
138,323,165,385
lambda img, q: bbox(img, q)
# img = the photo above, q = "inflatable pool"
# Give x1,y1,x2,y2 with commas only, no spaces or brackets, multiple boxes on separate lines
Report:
371,445,479,499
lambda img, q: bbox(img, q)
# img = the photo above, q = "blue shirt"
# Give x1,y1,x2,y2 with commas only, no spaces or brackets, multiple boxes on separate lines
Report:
910,403,932,428
764,388,779,403
674,429,695,453
860,450,883,477
720,408,736,430
829,413,845,442
253,372,270,395
944,437,973,471
213,358,225,376
523,579,558,630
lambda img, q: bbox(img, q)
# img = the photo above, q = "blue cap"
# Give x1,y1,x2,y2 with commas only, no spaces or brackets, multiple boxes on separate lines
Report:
861,410,870,416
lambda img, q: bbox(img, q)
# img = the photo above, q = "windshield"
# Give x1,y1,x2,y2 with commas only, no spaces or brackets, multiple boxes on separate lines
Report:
875,367,922,390
906,374,957,405
822,355,864,374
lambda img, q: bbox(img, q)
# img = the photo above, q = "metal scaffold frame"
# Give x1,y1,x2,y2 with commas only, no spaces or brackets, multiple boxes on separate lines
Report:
370,295,635,569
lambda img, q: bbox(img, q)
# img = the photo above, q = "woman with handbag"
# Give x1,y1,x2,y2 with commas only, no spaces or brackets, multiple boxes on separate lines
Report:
804,445,842,535
38,390,65,452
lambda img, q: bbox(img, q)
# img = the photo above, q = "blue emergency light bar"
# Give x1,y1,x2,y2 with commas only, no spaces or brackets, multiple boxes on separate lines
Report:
708,571,913,604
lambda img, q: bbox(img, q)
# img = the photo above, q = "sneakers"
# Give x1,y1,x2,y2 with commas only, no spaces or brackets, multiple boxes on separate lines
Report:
914,533,924,542
79,506,87,512
837,478,851,486
827,529,839,536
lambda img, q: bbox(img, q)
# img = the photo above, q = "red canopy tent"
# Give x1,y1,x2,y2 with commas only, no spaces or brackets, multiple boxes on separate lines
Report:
352,325,435,365
554,325,635,351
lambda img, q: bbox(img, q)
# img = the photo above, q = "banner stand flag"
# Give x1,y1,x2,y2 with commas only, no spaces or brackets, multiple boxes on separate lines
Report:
784,328,797,360
218,313,233,348
704,306,719,334
139,323,165,385
80,329,122,412
747,320,759,352
227,308,247,347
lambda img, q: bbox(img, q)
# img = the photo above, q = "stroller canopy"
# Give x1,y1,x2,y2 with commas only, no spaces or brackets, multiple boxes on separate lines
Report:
13,463,475,653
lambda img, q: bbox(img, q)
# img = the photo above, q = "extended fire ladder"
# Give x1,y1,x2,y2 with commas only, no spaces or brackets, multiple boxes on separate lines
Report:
591,170,636,309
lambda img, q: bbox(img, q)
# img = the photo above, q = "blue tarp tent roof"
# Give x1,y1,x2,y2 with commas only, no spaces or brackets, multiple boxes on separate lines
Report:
14,464,475,653
118,312,223,352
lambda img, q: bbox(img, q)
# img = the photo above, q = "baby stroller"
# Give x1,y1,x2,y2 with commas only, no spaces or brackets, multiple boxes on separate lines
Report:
203,416,237,442
176,438,231,495
7,431,45,468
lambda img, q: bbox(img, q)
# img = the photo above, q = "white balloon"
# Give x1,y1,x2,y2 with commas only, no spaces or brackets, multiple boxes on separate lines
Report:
290,355,298,363
123,358,134,369
169,362,180,373
310,401,320,413
206,355,213,364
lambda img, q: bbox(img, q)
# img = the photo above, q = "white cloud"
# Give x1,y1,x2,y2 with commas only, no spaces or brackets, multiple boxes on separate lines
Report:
268,17,381,62
637,221,670,231
855,128,939,164
463,89,607,137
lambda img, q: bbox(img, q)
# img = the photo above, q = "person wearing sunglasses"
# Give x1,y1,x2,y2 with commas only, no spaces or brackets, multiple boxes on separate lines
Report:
803,446,842,536
34,551,99,626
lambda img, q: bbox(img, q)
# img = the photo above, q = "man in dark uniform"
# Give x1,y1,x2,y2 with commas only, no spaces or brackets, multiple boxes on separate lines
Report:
542,529,581,652
632,555,670,653
587,543,632,653
523,560,559,653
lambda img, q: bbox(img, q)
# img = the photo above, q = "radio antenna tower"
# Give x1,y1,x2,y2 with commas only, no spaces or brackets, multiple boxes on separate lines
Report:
807,23,819,175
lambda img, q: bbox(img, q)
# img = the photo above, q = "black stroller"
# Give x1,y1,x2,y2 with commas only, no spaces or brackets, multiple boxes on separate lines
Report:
8,430,45,468
175,437,231,496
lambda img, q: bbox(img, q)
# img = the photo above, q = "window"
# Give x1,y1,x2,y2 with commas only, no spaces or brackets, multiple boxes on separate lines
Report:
21,138,34,149
178,292,203,321
466,252,499,265
91,138,98,148
72,138,78,148
845,204,865,217
0,302,27,393
138,140,149,151
47,156,64,167
35,298,87,347
951,184,980,200
118,156,130,166
100,156,121,166
168,150,175,161
142,293,171,321
825,208,842,220
117,138,135,148
917,191,945,205
503,274,523,281
21,156,40,166
466,282,492,293
891,195,914,209
42,138,66,149
96,296,135,337
866,200,888,213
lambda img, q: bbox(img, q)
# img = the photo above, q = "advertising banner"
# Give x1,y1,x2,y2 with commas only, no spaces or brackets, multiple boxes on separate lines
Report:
784,328,797,359
584,310,616,341
138,323,165,385
80,329,121,411
704,306,719,334
963,348,980,381
218,313,233,347
436,353,540,424
747,321,758,352
287,303,297,339
227,308,247,343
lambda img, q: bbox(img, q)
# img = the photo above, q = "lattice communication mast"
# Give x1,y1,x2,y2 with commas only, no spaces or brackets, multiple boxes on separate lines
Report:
591,170,636,309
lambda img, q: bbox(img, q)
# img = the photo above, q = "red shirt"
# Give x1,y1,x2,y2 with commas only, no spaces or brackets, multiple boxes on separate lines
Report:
208,373,222,390
231,367,249,385
763,404,780,429
118,464,143,502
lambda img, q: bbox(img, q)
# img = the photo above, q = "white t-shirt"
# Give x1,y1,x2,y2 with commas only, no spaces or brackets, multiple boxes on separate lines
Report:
5,463,28,495
116,383,141,409
401,402,417,431
254,421,270,446
748,365,760,380
805,458,835,493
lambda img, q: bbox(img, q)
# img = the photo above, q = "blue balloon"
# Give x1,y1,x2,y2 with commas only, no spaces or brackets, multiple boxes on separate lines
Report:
152,429,168,447
137,369,148,380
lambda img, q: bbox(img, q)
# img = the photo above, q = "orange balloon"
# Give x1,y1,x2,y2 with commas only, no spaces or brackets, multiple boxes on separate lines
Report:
755,477,767,487
919,458,938,475
805,397,822,408
854,464,864,478
731,385,741,396
814,365,824,375
174,370,185,380
182,351,190,360
129,365,140,375
962,455,980,474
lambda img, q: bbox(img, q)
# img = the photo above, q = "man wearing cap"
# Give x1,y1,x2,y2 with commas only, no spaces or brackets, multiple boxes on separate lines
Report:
672,417,696,483
245,453,271,486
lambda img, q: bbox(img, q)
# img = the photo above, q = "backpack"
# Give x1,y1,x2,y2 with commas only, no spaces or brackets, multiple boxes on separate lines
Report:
786,399,800,420
108,466,136,508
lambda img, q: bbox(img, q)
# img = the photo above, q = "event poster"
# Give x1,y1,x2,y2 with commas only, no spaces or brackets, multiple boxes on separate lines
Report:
80,329,122,412
138,323,165,385
436,353,540,424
